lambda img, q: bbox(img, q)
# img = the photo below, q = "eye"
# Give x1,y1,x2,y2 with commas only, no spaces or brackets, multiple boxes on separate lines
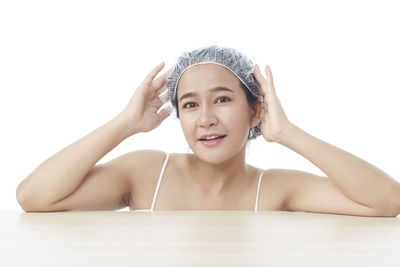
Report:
216,96,231,103
182,102,197,109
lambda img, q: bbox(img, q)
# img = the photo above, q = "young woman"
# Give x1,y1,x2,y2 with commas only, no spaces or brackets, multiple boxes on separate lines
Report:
16,46,400,216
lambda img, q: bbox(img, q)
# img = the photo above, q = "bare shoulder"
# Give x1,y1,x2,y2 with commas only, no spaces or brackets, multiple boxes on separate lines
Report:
249,168,294,211
119,149,168,182
264,168,390,216
261,168,326,202
121,149,167,165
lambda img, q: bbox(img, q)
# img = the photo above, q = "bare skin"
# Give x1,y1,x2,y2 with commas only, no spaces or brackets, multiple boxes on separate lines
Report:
173,63,263,195
16,61,400,216
127,151,287,211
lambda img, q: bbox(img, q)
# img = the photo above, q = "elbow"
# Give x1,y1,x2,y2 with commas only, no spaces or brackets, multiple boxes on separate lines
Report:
386,209,399,217
16,179,35,212
390,186,400,217
383,208,399,217
380,202,400,217
393,194,400,217
383,198,400,217
379,185,400,217
16,185,35,212
371,200,400,217
16,184,46,212
16,195,48,212
16,187,30,212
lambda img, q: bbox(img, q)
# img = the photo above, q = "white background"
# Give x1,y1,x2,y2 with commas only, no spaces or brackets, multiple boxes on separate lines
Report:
1,0,399,211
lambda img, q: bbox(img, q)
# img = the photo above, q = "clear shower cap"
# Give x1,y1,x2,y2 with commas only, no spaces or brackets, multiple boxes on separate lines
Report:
161,45,263,140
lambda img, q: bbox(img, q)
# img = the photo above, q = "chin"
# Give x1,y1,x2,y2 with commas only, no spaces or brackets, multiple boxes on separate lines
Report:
191,142,241,165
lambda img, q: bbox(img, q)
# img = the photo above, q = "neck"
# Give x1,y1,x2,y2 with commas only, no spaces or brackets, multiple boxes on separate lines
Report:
186,147,250,196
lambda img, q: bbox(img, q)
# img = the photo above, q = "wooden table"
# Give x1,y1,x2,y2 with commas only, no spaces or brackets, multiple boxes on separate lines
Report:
1,210,399,266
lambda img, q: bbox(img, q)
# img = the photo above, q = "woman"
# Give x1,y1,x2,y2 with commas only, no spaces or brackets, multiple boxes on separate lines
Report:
16,45,400,216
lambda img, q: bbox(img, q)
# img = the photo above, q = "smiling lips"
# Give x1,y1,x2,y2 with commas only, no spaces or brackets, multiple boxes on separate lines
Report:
198,134,227,141
198,134,227,146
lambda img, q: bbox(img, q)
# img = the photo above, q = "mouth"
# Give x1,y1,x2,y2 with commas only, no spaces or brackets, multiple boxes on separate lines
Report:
198,135,227,141
198,135,227,147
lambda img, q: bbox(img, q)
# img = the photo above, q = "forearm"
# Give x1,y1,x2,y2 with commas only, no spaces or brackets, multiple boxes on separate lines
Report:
278,123,400,211
17,113,134,206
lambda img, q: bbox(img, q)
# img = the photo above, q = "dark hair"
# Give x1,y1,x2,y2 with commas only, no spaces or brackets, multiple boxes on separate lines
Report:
174,81,260,141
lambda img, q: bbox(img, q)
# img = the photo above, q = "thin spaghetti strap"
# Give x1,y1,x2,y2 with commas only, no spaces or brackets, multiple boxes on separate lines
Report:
255,170,264,212
150,153,169,211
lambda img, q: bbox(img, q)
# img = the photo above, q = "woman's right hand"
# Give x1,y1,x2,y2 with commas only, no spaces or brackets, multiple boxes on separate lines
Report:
119,62,172,135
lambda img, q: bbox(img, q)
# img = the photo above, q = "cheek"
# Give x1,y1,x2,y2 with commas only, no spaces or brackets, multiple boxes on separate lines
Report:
179,115,195,138
226,105,251,127
228,105,253,141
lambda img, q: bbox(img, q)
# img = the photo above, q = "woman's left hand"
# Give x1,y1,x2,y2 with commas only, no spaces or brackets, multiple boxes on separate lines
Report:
253,64,292,143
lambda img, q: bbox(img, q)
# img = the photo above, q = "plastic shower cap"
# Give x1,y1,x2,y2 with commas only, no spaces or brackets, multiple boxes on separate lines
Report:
163,45,263,140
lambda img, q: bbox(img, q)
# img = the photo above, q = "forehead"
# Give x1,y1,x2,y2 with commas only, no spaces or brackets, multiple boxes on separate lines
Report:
177,63,241,94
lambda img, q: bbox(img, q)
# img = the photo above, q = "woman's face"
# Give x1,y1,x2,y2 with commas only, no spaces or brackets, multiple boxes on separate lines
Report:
176,63,260,164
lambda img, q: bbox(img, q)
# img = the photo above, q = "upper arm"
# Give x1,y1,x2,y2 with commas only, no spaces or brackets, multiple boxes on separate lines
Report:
36,153,136,212
44,149,166,212
282,169,394,217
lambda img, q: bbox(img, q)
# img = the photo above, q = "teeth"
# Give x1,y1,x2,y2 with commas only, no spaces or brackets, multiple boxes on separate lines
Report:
203,135,222,140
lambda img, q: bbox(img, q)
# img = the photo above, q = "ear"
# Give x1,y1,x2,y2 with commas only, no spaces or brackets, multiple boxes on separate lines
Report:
250,99,263,128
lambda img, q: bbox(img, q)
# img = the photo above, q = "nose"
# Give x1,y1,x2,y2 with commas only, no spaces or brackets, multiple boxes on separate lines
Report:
197,105,218,128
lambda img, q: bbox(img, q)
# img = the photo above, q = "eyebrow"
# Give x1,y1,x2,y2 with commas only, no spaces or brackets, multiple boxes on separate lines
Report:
178,87,234,102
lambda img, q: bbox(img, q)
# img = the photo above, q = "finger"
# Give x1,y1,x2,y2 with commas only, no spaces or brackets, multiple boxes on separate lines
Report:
265,65,277,95
156,108,171,124
151,68,172,95
266,65,274,85
155,67,173,84
158,89,169,103
142,62,165,86
152,67,173,92
153,97,165,109
253,64,266,82
253,64,268,99
153,68,175,99
152,75,167,91
161,67,173,79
